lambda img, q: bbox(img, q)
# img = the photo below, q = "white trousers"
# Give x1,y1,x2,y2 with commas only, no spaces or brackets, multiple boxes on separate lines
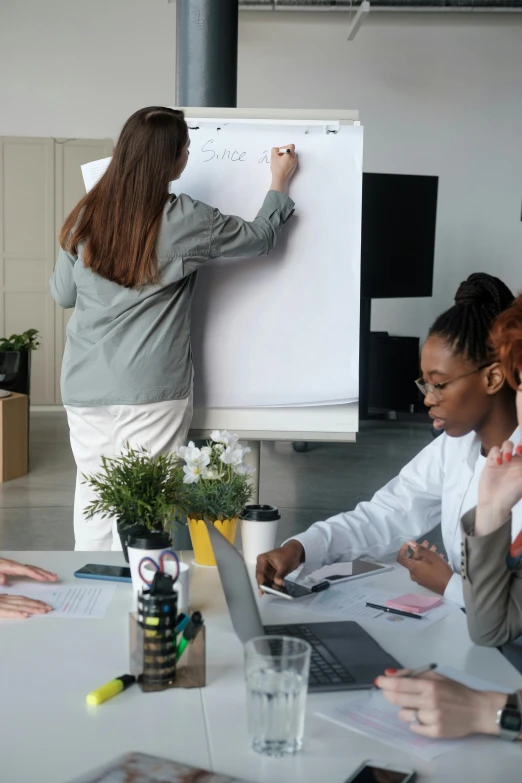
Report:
65,395,193,551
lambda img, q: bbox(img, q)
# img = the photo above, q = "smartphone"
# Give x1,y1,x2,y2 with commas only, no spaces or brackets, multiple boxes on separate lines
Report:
260,579,330,601
74,564,132,583
323,559,393,585
344,760,416,783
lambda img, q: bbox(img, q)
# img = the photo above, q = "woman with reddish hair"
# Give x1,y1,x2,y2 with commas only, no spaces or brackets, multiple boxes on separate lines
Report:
459,294,522,648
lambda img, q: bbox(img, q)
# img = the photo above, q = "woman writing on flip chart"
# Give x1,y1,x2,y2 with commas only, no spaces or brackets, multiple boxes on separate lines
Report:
51,107,297,551
257,273,521,607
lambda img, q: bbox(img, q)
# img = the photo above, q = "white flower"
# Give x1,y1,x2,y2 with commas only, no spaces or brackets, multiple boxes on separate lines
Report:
211,430,239,448
233,462,255,477
178,443,211,471
203,466,222,480
176,441,196,461
213,443,225,453
201,446,212,458
183,464,202,484
220,445,247,466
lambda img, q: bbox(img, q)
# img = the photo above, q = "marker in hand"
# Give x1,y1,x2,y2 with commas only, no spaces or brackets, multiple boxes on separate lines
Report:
278,148,291,155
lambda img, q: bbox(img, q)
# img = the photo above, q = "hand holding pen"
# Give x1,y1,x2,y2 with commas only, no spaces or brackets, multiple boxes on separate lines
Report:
374,664,507,740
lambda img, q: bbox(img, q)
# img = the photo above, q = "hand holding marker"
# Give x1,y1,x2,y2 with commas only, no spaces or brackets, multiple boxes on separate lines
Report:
271,144,297,193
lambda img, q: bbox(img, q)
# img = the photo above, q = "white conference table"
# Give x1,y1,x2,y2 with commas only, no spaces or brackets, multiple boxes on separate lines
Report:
1,550,521,783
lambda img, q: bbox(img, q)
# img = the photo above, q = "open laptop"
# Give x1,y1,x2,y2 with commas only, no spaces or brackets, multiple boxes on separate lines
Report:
207,522,402,692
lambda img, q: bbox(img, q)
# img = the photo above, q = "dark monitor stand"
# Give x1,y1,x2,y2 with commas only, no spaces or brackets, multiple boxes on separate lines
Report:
359,298,424,422
359,172,438,423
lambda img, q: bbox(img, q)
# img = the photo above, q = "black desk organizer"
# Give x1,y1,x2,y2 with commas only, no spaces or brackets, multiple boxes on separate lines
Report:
129,584,205,692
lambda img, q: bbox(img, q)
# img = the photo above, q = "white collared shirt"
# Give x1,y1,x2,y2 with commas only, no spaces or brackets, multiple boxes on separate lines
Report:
291,427,522,606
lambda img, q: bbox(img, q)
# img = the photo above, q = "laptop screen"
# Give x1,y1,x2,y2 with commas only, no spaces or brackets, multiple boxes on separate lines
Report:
206,521,265,643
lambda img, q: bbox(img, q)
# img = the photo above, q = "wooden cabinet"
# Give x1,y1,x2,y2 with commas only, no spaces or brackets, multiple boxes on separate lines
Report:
0,136,112,404
0,392,28,482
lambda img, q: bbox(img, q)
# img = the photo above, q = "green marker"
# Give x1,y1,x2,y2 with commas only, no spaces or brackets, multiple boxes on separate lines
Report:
176,611,203,661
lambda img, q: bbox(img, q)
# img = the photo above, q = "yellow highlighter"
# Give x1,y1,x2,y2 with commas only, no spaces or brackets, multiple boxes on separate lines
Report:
86,674,136,706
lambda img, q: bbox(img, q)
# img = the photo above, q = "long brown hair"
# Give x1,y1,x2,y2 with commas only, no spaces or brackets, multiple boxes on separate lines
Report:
60,107,188,288
490,295,522,390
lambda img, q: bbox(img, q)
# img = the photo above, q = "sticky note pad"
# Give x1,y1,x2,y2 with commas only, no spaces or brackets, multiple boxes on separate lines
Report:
386,594,443,613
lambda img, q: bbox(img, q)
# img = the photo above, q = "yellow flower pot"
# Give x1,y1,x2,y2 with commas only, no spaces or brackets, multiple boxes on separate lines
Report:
188,517,238,566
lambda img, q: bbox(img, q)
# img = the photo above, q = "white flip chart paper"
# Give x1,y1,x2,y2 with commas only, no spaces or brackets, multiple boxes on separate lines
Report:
180,120,362,408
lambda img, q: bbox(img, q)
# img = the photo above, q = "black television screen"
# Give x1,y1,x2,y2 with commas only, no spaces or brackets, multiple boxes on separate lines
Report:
360,173,438,299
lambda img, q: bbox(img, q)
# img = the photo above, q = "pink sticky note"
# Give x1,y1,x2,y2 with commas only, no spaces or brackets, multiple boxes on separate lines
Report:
386,594,443,613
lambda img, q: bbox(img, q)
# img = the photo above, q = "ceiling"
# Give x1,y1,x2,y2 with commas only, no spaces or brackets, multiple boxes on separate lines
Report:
239,0,522,11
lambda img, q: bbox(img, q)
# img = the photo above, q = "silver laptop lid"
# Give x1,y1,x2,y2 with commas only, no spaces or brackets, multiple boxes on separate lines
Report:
206,521,265,643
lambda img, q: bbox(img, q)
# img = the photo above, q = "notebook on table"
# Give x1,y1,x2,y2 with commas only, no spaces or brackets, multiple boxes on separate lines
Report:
67,752,245,782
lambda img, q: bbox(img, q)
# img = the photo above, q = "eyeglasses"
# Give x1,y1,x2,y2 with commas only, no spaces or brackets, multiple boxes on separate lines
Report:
415,364,492,402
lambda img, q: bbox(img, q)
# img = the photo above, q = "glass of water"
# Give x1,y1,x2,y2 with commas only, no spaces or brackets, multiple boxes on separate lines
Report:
244,635,311,757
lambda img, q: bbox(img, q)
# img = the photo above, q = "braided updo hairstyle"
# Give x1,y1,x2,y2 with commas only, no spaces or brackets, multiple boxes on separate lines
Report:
429,273,514,364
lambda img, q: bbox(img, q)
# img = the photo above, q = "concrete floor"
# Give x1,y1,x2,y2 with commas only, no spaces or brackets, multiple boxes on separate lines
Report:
0,412,436,552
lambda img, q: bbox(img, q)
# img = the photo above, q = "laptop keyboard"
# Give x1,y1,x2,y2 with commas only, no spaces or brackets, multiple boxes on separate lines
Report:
264,624,356,687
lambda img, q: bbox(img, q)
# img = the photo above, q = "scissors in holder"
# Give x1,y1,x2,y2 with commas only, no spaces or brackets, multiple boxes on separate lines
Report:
138,549,180,585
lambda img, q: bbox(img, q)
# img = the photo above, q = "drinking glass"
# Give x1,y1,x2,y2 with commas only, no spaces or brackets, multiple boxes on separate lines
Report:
244,635,311,757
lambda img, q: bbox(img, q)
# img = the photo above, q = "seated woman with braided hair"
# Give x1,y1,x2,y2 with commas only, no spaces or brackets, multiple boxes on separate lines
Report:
256,272,522,743
256,273,520,608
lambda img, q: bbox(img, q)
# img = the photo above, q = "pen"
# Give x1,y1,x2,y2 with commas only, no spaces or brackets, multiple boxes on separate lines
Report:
176,611,203,661
374,662,438,689
175,612,190,634
365,601,423,620
278,148,291,154
86,674,136,706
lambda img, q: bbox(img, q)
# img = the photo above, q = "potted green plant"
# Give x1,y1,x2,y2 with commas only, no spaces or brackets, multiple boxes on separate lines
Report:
82,444,182,561
173,430,254,566
0,329,40,397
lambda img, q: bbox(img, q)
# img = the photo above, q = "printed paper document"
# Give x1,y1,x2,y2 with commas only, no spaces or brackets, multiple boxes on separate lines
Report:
0,583,116,618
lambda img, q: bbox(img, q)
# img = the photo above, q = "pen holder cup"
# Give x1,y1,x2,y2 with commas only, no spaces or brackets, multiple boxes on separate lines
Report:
129,613,206,691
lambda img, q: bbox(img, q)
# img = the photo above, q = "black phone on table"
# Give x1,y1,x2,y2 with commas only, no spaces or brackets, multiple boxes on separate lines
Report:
344,760,416,783
259,579,330,601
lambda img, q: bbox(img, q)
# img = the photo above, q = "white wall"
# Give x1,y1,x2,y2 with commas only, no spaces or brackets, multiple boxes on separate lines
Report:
238,13,522,339
0,0,177,139
1,2,521,340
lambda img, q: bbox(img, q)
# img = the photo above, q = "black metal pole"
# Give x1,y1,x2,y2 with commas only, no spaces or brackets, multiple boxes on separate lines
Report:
176,0,239,108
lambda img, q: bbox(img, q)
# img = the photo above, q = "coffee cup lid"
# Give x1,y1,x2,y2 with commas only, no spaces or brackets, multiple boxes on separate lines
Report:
127,531,172,550
241,504,280,522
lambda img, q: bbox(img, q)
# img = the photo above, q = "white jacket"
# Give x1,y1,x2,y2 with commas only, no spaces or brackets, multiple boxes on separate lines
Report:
292,427,522,606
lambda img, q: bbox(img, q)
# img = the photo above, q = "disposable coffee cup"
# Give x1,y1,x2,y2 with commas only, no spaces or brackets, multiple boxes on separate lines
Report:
127,531,172,598
143,560,190,614
240,505,281,564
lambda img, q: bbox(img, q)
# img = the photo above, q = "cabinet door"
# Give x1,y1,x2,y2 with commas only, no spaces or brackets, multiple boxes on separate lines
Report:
54,138,112,404
0,137,55,404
